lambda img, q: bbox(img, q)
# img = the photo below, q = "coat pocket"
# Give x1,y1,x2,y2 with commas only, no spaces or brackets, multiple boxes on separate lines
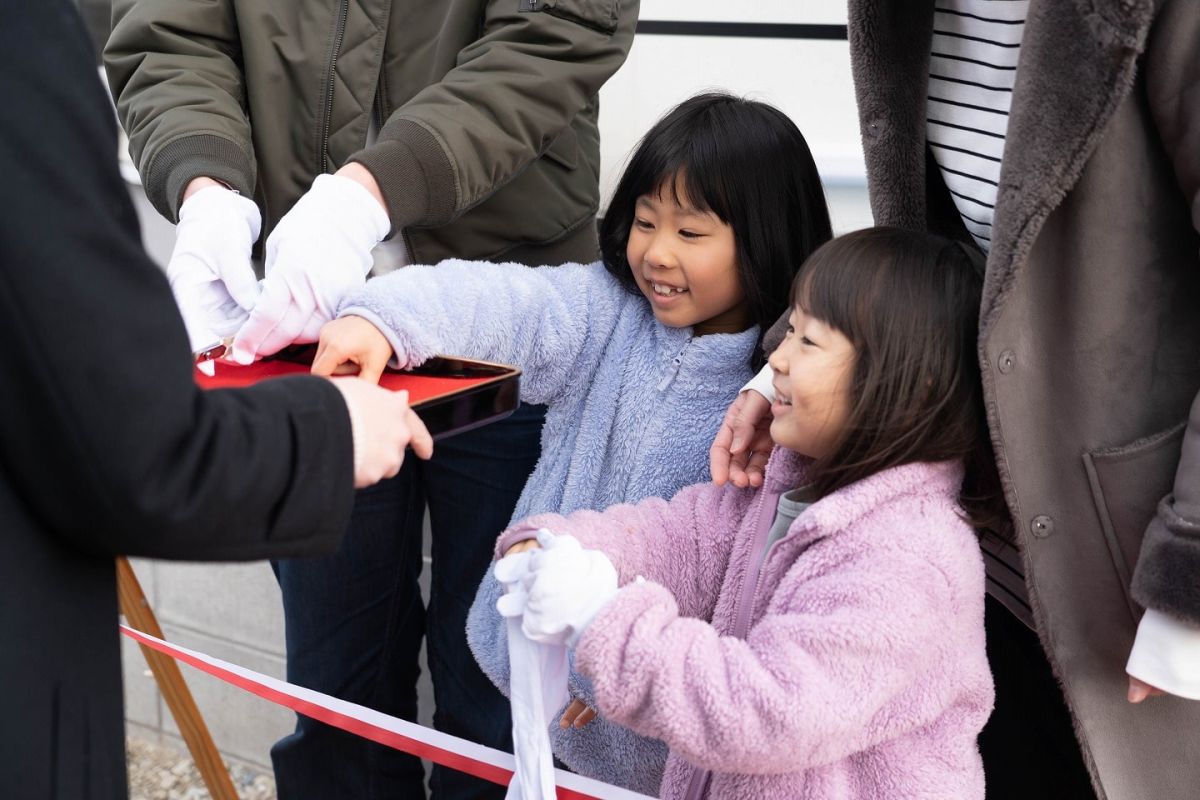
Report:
525,0,621,34
542,125,579,171
1083,422,1186,612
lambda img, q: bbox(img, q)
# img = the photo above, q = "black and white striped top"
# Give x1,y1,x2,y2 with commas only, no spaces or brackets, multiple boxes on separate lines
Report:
928,0,1035,628
927,0,1029,252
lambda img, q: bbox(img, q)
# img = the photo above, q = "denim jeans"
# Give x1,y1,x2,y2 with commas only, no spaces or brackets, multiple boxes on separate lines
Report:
271,403,546,799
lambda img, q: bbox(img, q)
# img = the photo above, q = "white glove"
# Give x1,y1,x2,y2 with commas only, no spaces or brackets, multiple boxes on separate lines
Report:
167,185,262,352
497,530,619,648
231,173,390,363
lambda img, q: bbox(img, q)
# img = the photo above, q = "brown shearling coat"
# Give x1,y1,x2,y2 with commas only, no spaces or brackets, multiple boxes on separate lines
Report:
847,0,1200,797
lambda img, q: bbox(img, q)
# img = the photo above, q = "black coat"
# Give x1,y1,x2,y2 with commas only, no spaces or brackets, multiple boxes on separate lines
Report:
0,2,354,797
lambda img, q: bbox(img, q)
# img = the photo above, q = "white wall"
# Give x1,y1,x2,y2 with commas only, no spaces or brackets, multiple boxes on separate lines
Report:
597,1,871,232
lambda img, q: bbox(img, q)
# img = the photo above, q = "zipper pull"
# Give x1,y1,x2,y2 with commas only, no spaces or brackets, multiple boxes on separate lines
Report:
519,0,541,11
656,339,691,392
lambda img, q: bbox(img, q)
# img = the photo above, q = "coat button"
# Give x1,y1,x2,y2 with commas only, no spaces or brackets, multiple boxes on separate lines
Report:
998,350,1016,374
1031,515,1054,538
866,118,882,138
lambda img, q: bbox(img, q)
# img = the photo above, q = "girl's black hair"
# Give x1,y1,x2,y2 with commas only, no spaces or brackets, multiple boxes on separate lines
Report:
791,226,1007,534
600,93,833,367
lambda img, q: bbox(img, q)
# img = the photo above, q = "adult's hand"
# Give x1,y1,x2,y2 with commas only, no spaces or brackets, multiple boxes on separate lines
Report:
330,382,433,488
167,180,262,352
232,167,390,363
710,390,773,488
1127,675,1167,703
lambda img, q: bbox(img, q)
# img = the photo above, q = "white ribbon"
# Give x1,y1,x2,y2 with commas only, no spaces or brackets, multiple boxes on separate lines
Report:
496,546,570,800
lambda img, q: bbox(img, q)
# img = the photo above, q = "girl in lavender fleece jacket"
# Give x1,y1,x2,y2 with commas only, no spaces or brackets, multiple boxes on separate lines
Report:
499,227,1002,800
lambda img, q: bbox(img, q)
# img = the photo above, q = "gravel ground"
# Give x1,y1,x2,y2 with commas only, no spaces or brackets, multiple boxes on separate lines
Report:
126,736,275,800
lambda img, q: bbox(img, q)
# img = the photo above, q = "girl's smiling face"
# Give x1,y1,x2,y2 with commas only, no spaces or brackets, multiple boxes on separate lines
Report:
626,183,749,335
767,306,857,459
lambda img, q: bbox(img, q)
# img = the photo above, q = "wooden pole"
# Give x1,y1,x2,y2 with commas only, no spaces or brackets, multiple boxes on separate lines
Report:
117,557,239,800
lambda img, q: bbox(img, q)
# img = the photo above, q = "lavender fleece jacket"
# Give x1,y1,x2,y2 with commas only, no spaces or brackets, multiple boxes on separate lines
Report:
340,259,757,794
497,449,994,800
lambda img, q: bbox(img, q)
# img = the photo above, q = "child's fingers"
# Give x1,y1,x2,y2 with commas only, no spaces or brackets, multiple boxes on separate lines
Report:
573,705,597,728
559,699,591,728
310,337,338,376
358,352,388,385
504,539,542,557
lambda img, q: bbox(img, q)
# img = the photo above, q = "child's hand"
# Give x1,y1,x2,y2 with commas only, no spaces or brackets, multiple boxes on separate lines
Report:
312,316,395,384
559,699,597,729
504,539,542,557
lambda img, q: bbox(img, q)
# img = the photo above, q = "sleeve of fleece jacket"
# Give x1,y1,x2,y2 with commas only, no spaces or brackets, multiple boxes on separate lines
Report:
497,481,754,621
1131,0,1200,622
572,539,964,774
338,259,618,407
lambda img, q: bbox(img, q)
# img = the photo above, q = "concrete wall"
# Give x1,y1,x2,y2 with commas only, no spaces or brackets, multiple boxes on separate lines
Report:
120,0,873,770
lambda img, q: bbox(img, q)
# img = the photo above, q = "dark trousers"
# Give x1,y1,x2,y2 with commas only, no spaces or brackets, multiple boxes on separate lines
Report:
980,595,1098,800
271,403,546,799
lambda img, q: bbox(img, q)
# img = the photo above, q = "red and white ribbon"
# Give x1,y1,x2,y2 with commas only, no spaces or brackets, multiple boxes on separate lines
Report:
120,625,654,800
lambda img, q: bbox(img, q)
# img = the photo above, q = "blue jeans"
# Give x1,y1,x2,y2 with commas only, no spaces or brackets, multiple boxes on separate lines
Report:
271,404,546,799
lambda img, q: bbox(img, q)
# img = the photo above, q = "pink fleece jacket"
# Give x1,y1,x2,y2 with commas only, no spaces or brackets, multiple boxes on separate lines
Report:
497,449,994,800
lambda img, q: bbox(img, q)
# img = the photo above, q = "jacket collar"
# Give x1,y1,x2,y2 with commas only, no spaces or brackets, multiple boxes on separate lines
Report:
849,0,1159,335
759,447,965,533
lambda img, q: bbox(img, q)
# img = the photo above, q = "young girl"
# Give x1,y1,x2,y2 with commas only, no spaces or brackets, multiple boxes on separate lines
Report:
497,227,1001,799
314,93,833,791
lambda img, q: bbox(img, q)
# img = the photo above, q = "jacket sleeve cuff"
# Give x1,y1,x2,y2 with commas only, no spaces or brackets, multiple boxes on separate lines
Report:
347,119,456,236
1126,608,1200,700
149,133,256,222
741,363,775,400
495,520,554,559
1131,495,1200,622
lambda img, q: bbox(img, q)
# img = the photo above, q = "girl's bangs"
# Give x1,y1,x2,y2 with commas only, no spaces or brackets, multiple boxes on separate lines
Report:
790,243,867,340
636,136,730,223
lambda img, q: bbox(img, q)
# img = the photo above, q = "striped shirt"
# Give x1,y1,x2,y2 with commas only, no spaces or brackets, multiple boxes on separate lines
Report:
928,0,1036,628
927,0,1029,252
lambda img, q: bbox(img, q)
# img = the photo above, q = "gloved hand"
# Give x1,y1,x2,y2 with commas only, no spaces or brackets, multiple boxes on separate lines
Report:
496,530,619,648
167,185,262,352
232,173,391,363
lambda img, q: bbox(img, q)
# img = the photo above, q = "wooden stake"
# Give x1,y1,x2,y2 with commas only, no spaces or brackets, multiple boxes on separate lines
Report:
117,557,239,800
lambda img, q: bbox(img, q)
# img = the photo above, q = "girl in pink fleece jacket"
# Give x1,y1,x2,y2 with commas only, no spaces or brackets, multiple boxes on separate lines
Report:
497,227,1002,799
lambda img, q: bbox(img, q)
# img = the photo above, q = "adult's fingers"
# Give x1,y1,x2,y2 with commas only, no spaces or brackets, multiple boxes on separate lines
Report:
218,256,262,312
231,278,293,363
404,405,434,460
745,446,770,488
710,393,748,485
710,416,735,486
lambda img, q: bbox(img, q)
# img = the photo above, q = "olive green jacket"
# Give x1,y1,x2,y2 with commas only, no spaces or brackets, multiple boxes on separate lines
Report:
104,0,638,264
845,0,1200,797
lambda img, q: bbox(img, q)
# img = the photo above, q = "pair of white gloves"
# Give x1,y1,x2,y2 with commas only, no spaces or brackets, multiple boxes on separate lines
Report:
495,529,621,649
168,174,391,362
